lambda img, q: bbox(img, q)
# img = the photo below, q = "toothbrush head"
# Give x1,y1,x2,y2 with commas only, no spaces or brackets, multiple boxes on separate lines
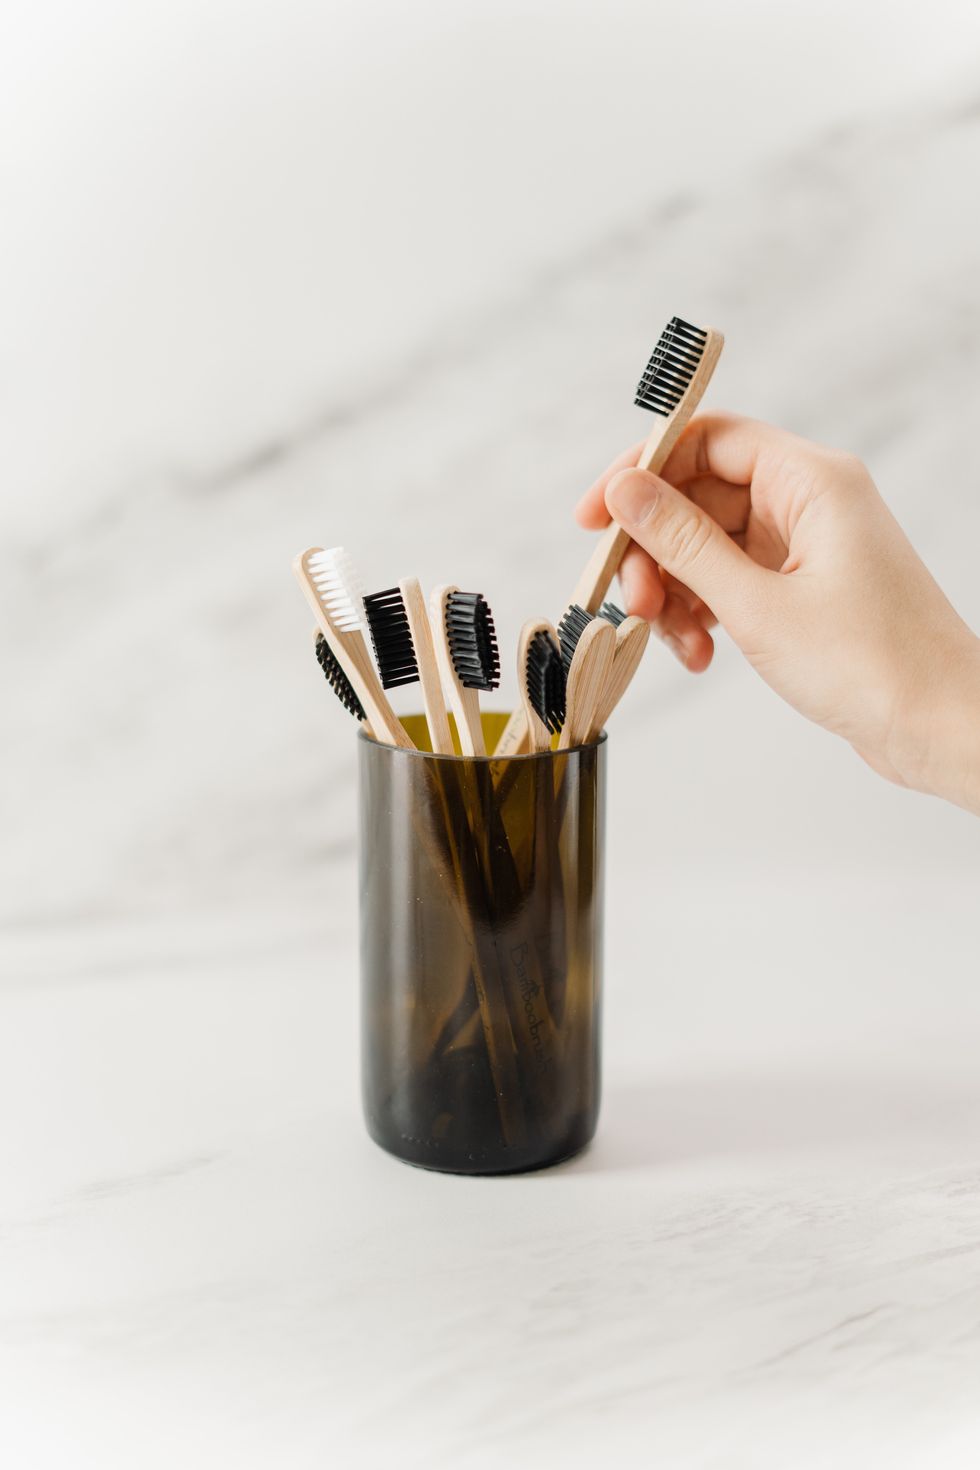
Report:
304,546,365,632
362,586,419,689
635,316,708,416
598,600,627,628
314,632,366,721
445,591,500,692
557,603,595,674
525,630,566,736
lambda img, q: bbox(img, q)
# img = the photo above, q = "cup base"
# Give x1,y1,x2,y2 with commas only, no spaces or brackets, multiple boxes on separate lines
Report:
363,1112,597,1176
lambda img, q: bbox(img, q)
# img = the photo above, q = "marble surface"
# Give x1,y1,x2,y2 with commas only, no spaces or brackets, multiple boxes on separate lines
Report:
4,6,980,1465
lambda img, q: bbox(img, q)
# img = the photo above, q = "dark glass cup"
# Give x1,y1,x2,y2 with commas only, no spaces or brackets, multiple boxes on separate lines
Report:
359,713,606,1174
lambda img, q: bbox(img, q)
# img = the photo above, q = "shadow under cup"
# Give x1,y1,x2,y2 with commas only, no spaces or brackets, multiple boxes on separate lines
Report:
359,713,606,1175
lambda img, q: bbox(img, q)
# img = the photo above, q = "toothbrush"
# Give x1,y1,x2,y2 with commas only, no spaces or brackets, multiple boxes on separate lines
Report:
361,585,418,690
518,621,566,754
558,617,616,750
495,601,622,758
398,578,455,755
313,630,367,723
494,600,619,809
588,614,650,740
362,578,454,754
294,546,414,749
598,601,627,628
558,602,597,674
572,316,724,614
429,586,501,757
493,620,564,759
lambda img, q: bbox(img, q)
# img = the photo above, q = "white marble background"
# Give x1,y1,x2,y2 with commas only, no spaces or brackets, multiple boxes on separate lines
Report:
3,3,980,1465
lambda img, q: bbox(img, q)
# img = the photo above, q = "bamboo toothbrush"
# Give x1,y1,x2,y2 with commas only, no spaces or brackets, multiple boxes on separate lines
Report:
313,630,367,723
492,600,623,805
495,601,623,757
430,586,501,757
493,620,564,759
558,616,615,750
598,601,627,628
399,578,454,755
293,546,414,749
558,602,597,673
518,621,566,754
362,578,454,754
572,316,724,613
588,614,650,740
559,599,649,739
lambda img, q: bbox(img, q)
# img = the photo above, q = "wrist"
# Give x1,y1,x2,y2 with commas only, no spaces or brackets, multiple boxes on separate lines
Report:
908,632,980,815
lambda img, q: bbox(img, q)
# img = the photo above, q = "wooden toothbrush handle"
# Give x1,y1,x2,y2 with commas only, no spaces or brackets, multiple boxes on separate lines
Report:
570,524,632,616
571,330,724,613
493,708,530,759
588,616,650,739
558,619,616,750
400,577,454,755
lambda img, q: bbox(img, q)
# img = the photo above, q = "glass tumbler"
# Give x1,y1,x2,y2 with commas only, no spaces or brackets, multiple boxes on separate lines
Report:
359,713,606,1174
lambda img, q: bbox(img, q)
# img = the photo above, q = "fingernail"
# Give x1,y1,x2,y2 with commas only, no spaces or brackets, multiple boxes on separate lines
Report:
607,470,660,527
663,634,687,666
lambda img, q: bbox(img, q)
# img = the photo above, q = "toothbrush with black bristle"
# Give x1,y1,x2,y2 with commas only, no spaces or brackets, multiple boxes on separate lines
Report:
495,602,622,757
519,621,566,754
571,315,724,614
557,616,615,750
556,598,622,670
558,603,596,673
313,629,367,723
598,601,627,628
362,578,455,754
494,315,723,755
493,619,564,759
589,615,651,741
558,599,650,741
429,585,501,757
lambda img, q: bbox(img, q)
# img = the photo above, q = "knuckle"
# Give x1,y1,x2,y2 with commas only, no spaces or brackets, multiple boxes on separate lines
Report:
657,507,714,569
821,448,870,485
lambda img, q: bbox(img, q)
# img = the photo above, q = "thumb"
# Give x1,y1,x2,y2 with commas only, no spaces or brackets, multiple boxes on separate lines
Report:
605,468,770,633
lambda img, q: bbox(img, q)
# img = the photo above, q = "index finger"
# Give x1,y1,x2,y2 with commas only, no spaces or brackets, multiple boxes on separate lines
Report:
574,441,646,528
659,411,787,487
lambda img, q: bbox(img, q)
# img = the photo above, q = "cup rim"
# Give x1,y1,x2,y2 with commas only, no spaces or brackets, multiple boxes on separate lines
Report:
357,723,608,764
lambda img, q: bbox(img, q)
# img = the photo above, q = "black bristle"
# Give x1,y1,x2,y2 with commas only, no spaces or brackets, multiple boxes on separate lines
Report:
599,601,627,628
445,591,500,692
557,603,594,674
526,631,566,735
363,586,419,689
634,316,707,416
315,633,366,721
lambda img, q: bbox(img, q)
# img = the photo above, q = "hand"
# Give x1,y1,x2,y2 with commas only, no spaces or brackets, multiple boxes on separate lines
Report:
575,412,980,813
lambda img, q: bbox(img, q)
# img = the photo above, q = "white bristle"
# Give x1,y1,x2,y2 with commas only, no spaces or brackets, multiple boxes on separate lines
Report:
307,546,364,632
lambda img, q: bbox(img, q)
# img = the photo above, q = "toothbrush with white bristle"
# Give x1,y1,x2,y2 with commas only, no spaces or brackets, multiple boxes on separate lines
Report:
293,545,414,749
